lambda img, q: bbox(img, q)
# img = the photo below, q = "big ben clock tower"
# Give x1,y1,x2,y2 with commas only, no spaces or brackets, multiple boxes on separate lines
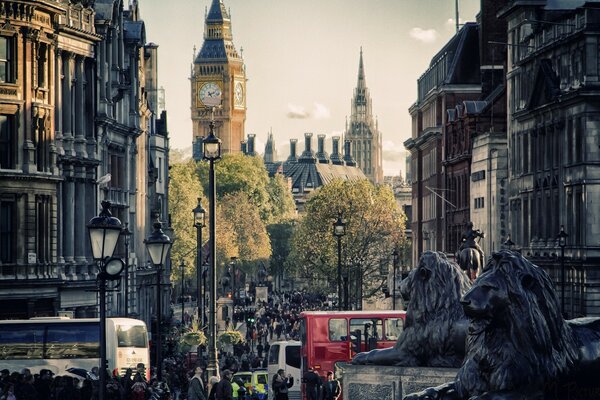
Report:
192,0,246,157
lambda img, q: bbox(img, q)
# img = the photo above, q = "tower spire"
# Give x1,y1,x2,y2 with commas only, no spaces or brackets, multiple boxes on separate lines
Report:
357,46,366,88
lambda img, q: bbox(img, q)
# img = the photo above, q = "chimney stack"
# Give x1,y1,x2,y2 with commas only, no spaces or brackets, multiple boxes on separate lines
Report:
343,140,357,167
241,140,248,154
316,134,330,164
247,134,256,156
287,139,298,163
299,132,316,163
330,136,344,165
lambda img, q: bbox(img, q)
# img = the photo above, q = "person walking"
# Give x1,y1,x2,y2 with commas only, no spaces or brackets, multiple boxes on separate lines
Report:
321,371,340,400
272,369,293,400
188,367,206,400
216,370,233,400
302,367,320,400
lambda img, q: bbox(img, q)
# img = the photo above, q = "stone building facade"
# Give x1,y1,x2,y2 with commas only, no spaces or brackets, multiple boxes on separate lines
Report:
500,1,600,317
404,22,481,266
345,48,383,184
191,0,246,158
0,0,169,323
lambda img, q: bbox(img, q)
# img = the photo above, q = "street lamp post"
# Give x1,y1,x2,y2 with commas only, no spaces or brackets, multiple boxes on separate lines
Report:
144,218,173,382
392,249,399,310
122,222,132,316
558,225,568,316
193,198,206,326
180,260,185,329
202,118,222,378
230,257,237,305
87,201,123,400
333,212,346,311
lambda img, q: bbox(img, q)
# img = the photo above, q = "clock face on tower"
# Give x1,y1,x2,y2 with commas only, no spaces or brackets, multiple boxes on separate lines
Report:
198,82,222,107
234,82,244,107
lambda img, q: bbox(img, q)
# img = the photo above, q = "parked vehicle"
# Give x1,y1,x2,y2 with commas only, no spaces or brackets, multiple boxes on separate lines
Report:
267,340,301,400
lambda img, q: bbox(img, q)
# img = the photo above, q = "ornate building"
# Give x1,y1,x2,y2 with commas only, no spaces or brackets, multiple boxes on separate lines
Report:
345,48,383,184
404,22,481,266
500,1,600,317
191,0,246,158
0,0,170,322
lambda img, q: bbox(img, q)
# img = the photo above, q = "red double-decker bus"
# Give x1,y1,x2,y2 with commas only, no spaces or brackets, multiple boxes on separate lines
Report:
298,310,406,397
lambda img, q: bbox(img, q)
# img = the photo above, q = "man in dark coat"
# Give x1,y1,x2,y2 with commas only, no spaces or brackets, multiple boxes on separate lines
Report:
322,371,341,400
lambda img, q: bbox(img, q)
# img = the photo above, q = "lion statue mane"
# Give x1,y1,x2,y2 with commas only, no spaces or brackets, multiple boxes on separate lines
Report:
352,250,471,367
405,250,600,400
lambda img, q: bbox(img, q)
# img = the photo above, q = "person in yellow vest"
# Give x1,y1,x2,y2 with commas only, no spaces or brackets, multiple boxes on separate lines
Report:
232,376,245,399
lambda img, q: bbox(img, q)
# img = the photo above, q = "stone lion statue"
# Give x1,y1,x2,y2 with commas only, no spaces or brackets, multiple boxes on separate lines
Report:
405,250,600,400
352,251,471,367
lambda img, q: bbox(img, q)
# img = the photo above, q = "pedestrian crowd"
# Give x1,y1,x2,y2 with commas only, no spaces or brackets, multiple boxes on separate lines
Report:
1,290,337,400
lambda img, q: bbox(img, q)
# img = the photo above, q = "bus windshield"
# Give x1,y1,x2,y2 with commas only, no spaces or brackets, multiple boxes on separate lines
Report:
116,325,147,348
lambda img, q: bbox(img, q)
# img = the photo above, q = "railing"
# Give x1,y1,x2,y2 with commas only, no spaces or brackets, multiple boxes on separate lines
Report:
0,263,59,280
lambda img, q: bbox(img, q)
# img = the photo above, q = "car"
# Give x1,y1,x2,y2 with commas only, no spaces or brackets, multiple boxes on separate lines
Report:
233,370,269,400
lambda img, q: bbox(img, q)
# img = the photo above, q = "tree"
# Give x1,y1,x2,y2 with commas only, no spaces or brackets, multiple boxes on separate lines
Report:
289,179,407,305
168,160,204,280
196,154,295,224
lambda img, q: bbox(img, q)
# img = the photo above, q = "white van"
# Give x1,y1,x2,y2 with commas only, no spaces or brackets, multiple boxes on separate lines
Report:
267,340,301,400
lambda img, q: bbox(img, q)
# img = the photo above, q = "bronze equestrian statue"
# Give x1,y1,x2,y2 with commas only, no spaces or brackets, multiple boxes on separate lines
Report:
457,222,484,280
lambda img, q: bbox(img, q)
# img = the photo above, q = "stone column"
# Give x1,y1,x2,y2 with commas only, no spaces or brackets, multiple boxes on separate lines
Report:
74,56,87,158
62,52,74,156
55,49,63,155
74,165,87,265
62,165,75,266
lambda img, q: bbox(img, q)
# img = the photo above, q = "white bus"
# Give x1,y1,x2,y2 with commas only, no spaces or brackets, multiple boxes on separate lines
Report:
0,317,150,379
268,340,301,400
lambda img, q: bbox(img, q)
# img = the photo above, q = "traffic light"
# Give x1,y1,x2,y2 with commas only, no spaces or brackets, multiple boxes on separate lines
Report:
246,315,255,325
351,329,362,353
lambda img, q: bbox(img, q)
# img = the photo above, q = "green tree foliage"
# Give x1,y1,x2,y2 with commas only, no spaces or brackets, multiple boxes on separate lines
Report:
220,192,271,262
168,160,204,280
289,179,407,300
196,154,295,224
266,174,297,223
268,220,296,286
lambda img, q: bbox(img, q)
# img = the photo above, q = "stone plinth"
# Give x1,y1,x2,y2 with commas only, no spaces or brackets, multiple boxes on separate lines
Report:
341,364,458,400
217,297,234,333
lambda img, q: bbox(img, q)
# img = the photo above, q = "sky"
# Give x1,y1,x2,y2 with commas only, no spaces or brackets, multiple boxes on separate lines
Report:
139,0,481,176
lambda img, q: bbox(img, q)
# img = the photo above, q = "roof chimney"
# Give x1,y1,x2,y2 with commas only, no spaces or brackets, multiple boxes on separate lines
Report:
316,134,330,164
330,136,344,165
299,132,316,163
247,134,256,156
241,140,248,154
287,139,298,163
343,140,357,167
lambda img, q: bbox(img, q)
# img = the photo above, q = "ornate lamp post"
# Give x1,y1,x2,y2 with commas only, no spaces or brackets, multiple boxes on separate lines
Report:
230,257,237,304
558,225,568,316
122,222,132,316
193,198,206,326
87,200,123,400
333,212,346,311
144,218,172,382
180,260,185,329
392,249,399,310
202,118,222,378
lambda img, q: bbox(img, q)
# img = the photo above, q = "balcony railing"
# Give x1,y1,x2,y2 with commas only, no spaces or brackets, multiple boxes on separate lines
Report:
0,263,59,281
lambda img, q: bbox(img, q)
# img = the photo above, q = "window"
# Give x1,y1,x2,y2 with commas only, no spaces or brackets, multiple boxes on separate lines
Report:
0,36,14,83
285,345,301,369
0,325,44,360
471,170,485,182
349,318,382,340
36,195,51,263
0,199,16,263
45,323,99,359
35,117,50,172
328,318,347,342
37,43,48,88
0,115,15,169
474,197,485,209
116,325,147,348
268,344,280,365
384,318,404,341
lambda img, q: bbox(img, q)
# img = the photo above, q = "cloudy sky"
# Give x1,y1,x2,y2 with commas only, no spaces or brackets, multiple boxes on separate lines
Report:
140,0,481,176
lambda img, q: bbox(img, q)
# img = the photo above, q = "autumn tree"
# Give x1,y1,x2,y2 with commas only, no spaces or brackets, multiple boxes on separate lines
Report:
289,179,407,305
168,159,204,282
